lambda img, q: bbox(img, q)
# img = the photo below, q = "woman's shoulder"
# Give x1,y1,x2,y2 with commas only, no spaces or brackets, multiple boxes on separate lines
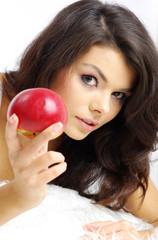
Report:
0,72,6,83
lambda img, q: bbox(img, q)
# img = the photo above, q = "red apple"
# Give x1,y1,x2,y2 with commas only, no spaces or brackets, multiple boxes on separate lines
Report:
7,88,68,139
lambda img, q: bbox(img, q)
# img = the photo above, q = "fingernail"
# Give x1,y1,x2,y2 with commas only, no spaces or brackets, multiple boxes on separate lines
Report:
51,122,63,133
9,114,17,124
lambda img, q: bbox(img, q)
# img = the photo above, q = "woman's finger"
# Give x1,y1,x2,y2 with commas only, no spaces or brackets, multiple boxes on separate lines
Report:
5,114,21,153
22,122,63,159
84,221,114,230
85,220,134,231
84,220,136,239
27,151,65,174
38,161,67,184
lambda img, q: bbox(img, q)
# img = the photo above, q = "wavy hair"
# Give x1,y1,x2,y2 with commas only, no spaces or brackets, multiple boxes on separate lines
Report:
3,0,158,210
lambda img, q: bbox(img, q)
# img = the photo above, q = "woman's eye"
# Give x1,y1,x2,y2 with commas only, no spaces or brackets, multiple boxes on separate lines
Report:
81,75,98,87
113,92,126,101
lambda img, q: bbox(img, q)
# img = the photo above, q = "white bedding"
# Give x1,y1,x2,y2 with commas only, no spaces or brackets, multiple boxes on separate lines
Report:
0,184,158,240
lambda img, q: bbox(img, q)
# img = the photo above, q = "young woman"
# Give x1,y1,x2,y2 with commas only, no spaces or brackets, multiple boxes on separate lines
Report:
0,0,158,239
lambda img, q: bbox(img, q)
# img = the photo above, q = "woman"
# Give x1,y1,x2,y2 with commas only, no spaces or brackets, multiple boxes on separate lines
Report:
0,0,158,239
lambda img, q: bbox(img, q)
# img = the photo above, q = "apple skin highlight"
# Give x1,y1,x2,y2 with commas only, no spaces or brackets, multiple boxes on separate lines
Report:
7,88,68,139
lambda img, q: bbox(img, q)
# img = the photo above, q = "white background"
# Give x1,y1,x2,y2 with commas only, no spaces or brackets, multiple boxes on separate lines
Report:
0,0,158,187
0,0,158,71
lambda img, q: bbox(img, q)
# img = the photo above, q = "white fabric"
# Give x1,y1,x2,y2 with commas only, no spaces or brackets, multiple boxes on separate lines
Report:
0,184,157,240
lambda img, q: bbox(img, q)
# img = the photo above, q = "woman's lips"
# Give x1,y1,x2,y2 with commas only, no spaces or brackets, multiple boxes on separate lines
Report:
75,117,98,132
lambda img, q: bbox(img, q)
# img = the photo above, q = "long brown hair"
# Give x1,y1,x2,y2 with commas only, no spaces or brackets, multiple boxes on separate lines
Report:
3,0,158,210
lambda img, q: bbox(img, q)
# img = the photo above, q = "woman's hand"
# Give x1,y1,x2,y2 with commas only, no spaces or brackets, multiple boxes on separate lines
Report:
81,220,152,240
5,113,67,211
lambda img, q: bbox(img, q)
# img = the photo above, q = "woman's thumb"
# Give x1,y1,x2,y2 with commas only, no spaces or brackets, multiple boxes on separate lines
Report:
51,122,63,138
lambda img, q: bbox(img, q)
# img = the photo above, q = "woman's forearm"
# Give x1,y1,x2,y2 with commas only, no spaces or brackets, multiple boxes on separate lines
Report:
0,182,28,226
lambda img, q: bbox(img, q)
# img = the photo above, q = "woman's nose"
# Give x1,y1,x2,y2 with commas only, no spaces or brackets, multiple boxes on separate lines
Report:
89,92,110,114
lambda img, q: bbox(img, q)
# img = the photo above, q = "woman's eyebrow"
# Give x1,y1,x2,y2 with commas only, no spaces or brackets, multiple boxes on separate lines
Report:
82,63,133,93
82,63,106,81
119,88,133,93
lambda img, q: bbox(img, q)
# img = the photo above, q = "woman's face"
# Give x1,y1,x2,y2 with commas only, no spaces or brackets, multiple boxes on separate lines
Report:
51,45,136,140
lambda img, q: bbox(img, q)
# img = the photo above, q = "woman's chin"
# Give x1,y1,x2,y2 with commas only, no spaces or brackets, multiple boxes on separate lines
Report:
64,130,89,141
